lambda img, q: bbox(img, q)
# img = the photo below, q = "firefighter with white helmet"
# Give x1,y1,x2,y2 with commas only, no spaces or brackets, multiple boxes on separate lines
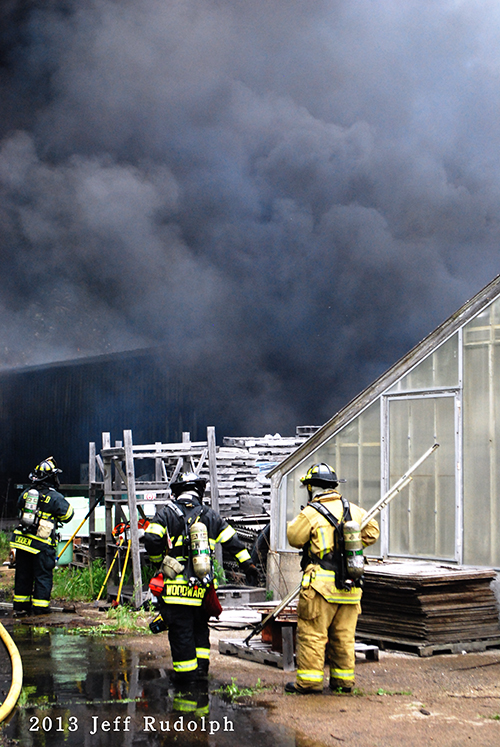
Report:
285,463,380,694
144,471,258,690
10,457,74,616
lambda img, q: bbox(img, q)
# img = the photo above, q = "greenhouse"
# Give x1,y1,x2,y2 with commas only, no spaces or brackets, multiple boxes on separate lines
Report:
267,275,500,597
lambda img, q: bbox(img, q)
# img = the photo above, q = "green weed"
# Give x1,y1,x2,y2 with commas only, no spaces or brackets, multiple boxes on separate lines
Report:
104,604,151,632
376,688,413,696
213,677,267,701
0,531,12,563
16,686,53,709
66,605,151,636
329,685,364,695
213,558,227,585
52,560,107,601
17,685,37,708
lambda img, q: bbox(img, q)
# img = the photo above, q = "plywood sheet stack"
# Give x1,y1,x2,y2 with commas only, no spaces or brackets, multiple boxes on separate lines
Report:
357,561,500,649
202,428,318,516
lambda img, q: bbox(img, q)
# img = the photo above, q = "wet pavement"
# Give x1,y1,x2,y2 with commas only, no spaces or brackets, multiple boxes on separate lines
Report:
0,628,296,747
2,614,500,746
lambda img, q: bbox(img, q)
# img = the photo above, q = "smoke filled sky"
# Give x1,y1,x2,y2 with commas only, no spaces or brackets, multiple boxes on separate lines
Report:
1,0,500,433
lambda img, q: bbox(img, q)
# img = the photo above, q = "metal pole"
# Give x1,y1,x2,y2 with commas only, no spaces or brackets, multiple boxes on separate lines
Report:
207,426,222,566
360,443,439,530
245,443,439,645
124,430,142,609
56,492,103,560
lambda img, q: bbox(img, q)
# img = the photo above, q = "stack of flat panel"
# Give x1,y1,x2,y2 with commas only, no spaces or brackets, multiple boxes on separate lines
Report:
357,561,500,644
201,432,310,515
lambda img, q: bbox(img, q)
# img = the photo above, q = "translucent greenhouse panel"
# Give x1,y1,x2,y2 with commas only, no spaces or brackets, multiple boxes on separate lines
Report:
463,298,500,566
283,401,381,553
388,396,455,559
388,334,458,392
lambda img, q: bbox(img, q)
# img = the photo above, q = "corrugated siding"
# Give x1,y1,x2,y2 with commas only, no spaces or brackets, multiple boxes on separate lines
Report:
0,349,216,508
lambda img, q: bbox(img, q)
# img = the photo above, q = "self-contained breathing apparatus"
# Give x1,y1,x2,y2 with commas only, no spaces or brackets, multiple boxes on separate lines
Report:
18,488,57,541
301,496,364,591
171,499,213,588
20,489,41,534
148,497,214,634
19,457,64,540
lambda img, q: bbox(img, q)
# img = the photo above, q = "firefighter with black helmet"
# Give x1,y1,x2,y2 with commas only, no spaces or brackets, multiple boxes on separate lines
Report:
285,463,380,694
10,457,74,616
144,471,258,689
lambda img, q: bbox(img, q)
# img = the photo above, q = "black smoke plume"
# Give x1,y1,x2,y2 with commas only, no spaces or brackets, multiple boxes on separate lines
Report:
1,0,500,433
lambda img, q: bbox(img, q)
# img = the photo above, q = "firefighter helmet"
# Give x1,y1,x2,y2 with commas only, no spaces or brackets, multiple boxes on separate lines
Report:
170,471,207,499
29,456,62,483
300,463,346,489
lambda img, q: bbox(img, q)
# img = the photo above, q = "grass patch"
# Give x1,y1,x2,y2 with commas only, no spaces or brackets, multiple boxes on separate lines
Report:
376,688,413,696
17,685,52,709
213,558,226,585
0,531,11,563
213,677,268,701
52,560,107,601
103,605,152,633
67,605,152,636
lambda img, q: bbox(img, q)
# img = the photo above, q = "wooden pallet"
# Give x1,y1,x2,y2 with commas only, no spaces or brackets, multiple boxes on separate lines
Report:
219,638,288,668
356,631,500,657
357,563,500,650
218,638,379,669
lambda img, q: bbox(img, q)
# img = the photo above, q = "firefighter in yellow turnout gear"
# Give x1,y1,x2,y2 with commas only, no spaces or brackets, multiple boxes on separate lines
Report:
286,463,379,694
144,472,258,689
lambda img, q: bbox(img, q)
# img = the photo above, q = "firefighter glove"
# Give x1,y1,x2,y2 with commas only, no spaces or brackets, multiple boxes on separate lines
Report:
161,555,185,580
243,562,259,587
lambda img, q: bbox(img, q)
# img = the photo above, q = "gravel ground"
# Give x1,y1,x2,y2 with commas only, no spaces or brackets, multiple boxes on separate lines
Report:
206,627,500,747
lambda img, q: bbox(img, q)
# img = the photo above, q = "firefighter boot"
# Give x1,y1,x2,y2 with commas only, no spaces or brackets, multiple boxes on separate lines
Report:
329,678,353,694
285,682,322,694
196,658,209,682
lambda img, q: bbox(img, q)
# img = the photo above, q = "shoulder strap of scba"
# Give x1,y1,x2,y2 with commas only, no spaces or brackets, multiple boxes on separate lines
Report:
165,500,202,526
308,496,352,533
173,500,204,526
168,500,205,579
305,497,353,587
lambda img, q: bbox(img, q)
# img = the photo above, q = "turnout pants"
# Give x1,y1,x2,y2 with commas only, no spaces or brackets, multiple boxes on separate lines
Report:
13,547,56,614
295,587,360,692
163,604,211,684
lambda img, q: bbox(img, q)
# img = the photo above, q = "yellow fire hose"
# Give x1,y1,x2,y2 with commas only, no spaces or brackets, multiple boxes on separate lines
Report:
0,621,23,723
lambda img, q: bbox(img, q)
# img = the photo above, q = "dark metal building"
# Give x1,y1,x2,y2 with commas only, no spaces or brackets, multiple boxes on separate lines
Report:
0,346,236,514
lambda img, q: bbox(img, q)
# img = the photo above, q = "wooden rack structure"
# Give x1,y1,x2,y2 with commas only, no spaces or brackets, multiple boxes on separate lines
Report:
88,427,220,608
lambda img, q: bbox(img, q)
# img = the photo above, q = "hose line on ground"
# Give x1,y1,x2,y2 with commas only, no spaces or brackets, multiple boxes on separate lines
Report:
0,621,23,723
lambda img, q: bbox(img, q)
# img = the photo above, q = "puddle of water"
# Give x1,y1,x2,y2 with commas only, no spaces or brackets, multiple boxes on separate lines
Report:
2,629,297,747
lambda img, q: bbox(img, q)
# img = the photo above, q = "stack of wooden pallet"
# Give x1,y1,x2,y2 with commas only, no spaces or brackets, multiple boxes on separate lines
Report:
201,429,317,515
357,561,500,654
